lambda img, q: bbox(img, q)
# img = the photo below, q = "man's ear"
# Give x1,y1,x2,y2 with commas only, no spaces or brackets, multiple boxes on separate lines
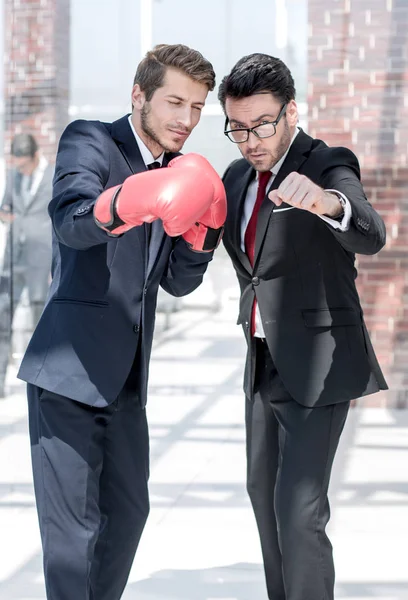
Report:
286,100,299,127
131,84,145,111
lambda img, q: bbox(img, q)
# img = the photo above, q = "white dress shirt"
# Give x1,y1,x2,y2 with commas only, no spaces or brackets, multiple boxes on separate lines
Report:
241,127,352,338
21,154,49,207
128,115,164,167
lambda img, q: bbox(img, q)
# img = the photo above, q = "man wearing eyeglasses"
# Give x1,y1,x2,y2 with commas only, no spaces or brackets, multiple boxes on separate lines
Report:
219,53,387,600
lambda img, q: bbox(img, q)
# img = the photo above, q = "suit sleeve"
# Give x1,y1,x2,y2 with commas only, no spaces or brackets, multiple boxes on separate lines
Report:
160,237,213,297
319,147,386,255
0,172,14,212
49,119,116,250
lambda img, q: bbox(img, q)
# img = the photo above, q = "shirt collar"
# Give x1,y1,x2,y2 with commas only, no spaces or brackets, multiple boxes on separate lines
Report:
128,115,164,167
256,127,300,180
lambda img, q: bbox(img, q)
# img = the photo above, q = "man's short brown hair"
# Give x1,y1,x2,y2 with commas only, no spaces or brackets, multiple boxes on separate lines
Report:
134,44,216,101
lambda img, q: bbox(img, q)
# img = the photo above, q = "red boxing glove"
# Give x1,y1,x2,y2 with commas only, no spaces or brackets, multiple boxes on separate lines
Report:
94,166,216,237
168,154,227,252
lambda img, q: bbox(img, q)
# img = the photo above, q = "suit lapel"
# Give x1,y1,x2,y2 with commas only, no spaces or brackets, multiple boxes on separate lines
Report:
253,130,313,265
111,116,179,279
232,166,255,274
145,151,179,278
111,115,147,176
111,117,147,262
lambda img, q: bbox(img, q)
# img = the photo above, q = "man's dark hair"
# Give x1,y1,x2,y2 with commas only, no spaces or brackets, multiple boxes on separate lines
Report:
134,43,216,102
11,133,38,158
218,53,296,112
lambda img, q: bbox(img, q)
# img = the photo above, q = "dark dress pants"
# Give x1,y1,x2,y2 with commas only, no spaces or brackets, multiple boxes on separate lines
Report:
27,375,150,600
246,338,349,600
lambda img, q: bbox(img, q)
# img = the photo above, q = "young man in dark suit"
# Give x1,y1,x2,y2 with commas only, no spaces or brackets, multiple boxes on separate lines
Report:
219,53,387,600
18,44,226,600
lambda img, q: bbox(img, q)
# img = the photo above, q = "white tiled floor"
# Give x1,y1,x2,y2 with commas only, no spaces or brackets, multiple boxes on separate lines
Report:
0,287,407,599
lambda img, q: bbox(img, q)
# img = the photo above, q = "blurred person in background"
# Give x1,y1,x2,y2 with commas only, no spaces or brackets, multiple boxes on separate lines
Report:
219,53,387,600
0,133,53,399
18,44,226,600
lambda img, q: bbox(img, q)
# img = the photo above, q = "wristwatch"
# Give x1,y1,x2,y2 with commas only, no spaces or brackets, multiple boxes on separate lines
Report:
327,190,346,220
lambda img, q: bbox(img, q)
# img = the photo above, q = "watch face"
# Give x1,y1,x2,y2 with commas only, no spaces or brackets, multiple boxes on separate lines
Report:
333,193,345,219
332,192,344,204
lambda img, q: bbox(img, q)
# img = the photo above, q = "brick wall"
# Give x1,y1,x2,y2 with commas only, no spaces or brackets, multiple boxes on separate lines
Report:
308,0,408,406
3,0,70,163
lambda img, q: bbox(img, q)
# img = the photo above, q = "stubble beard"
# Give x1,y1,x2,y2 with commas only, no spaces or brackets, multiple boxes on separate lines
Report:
141,103,184,154
245,119,292,172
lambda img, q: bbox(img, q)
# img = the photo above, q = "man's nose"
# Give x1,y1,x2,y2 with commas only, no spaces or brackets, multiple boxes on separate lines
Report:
177,109,192,130
246,130,260,150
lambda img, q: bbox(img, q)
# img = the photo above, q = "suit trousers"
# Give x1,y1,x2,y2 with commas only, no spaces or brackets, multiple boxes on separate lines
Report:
246,338,349,600
27,367,150,600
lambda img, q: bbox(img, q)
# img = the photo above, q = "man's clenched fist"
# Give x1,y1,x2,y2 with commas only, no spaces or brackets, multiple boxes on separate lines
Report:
169,153,226,252
268,172,343,218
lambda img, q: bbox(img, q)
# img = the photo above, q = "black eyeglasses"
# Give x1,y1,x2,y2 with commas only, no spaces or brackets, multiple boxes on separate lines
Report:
224,104,287,143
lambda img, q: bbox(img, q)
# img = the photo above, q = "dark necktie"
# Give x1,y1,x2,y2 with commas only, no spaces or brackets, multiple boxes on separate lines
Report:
145,162,161,244
244,171,271,335
22,174,33,208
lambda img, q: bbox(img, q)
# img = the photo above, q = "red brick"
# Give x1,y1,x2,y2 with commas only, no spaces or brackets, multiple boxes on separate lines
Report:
309,0,408,405
4,0,70,162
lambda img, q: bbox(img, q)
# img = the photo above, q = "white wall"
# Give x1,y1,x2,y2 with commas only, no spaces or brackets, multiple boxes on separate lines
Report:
69,0,308,174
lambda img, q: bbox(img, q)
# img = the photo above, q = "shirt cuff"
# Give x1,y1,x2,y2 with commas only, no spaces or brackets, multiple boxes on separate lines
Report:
318,190,352,232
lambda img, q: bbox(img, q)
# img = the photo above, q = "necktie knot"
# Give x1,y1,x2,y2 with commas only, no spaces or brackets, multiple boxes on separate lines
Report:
147,161,161,170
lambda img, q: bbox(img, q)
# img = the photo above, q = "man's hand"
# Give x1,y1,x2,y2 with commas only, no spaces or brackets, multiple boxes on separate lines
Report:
268,173,343,218
0,209,15,224
94,159,217,236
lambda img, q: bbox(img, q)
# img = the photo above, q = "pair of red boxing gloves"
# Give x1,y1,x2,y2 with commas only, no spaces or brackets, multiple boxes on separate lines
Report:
94,153,226,252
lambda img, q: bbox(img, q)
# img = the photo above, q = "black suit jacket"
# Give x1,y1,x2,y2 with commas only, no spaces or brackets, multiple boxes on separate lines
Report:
223,129,388,407
18,115,213,407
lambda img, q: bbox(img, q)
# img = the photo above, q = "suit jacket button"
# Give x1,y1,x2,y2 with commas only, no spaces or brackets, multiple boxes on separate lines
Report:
133,325,140,333
252,276,260,286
